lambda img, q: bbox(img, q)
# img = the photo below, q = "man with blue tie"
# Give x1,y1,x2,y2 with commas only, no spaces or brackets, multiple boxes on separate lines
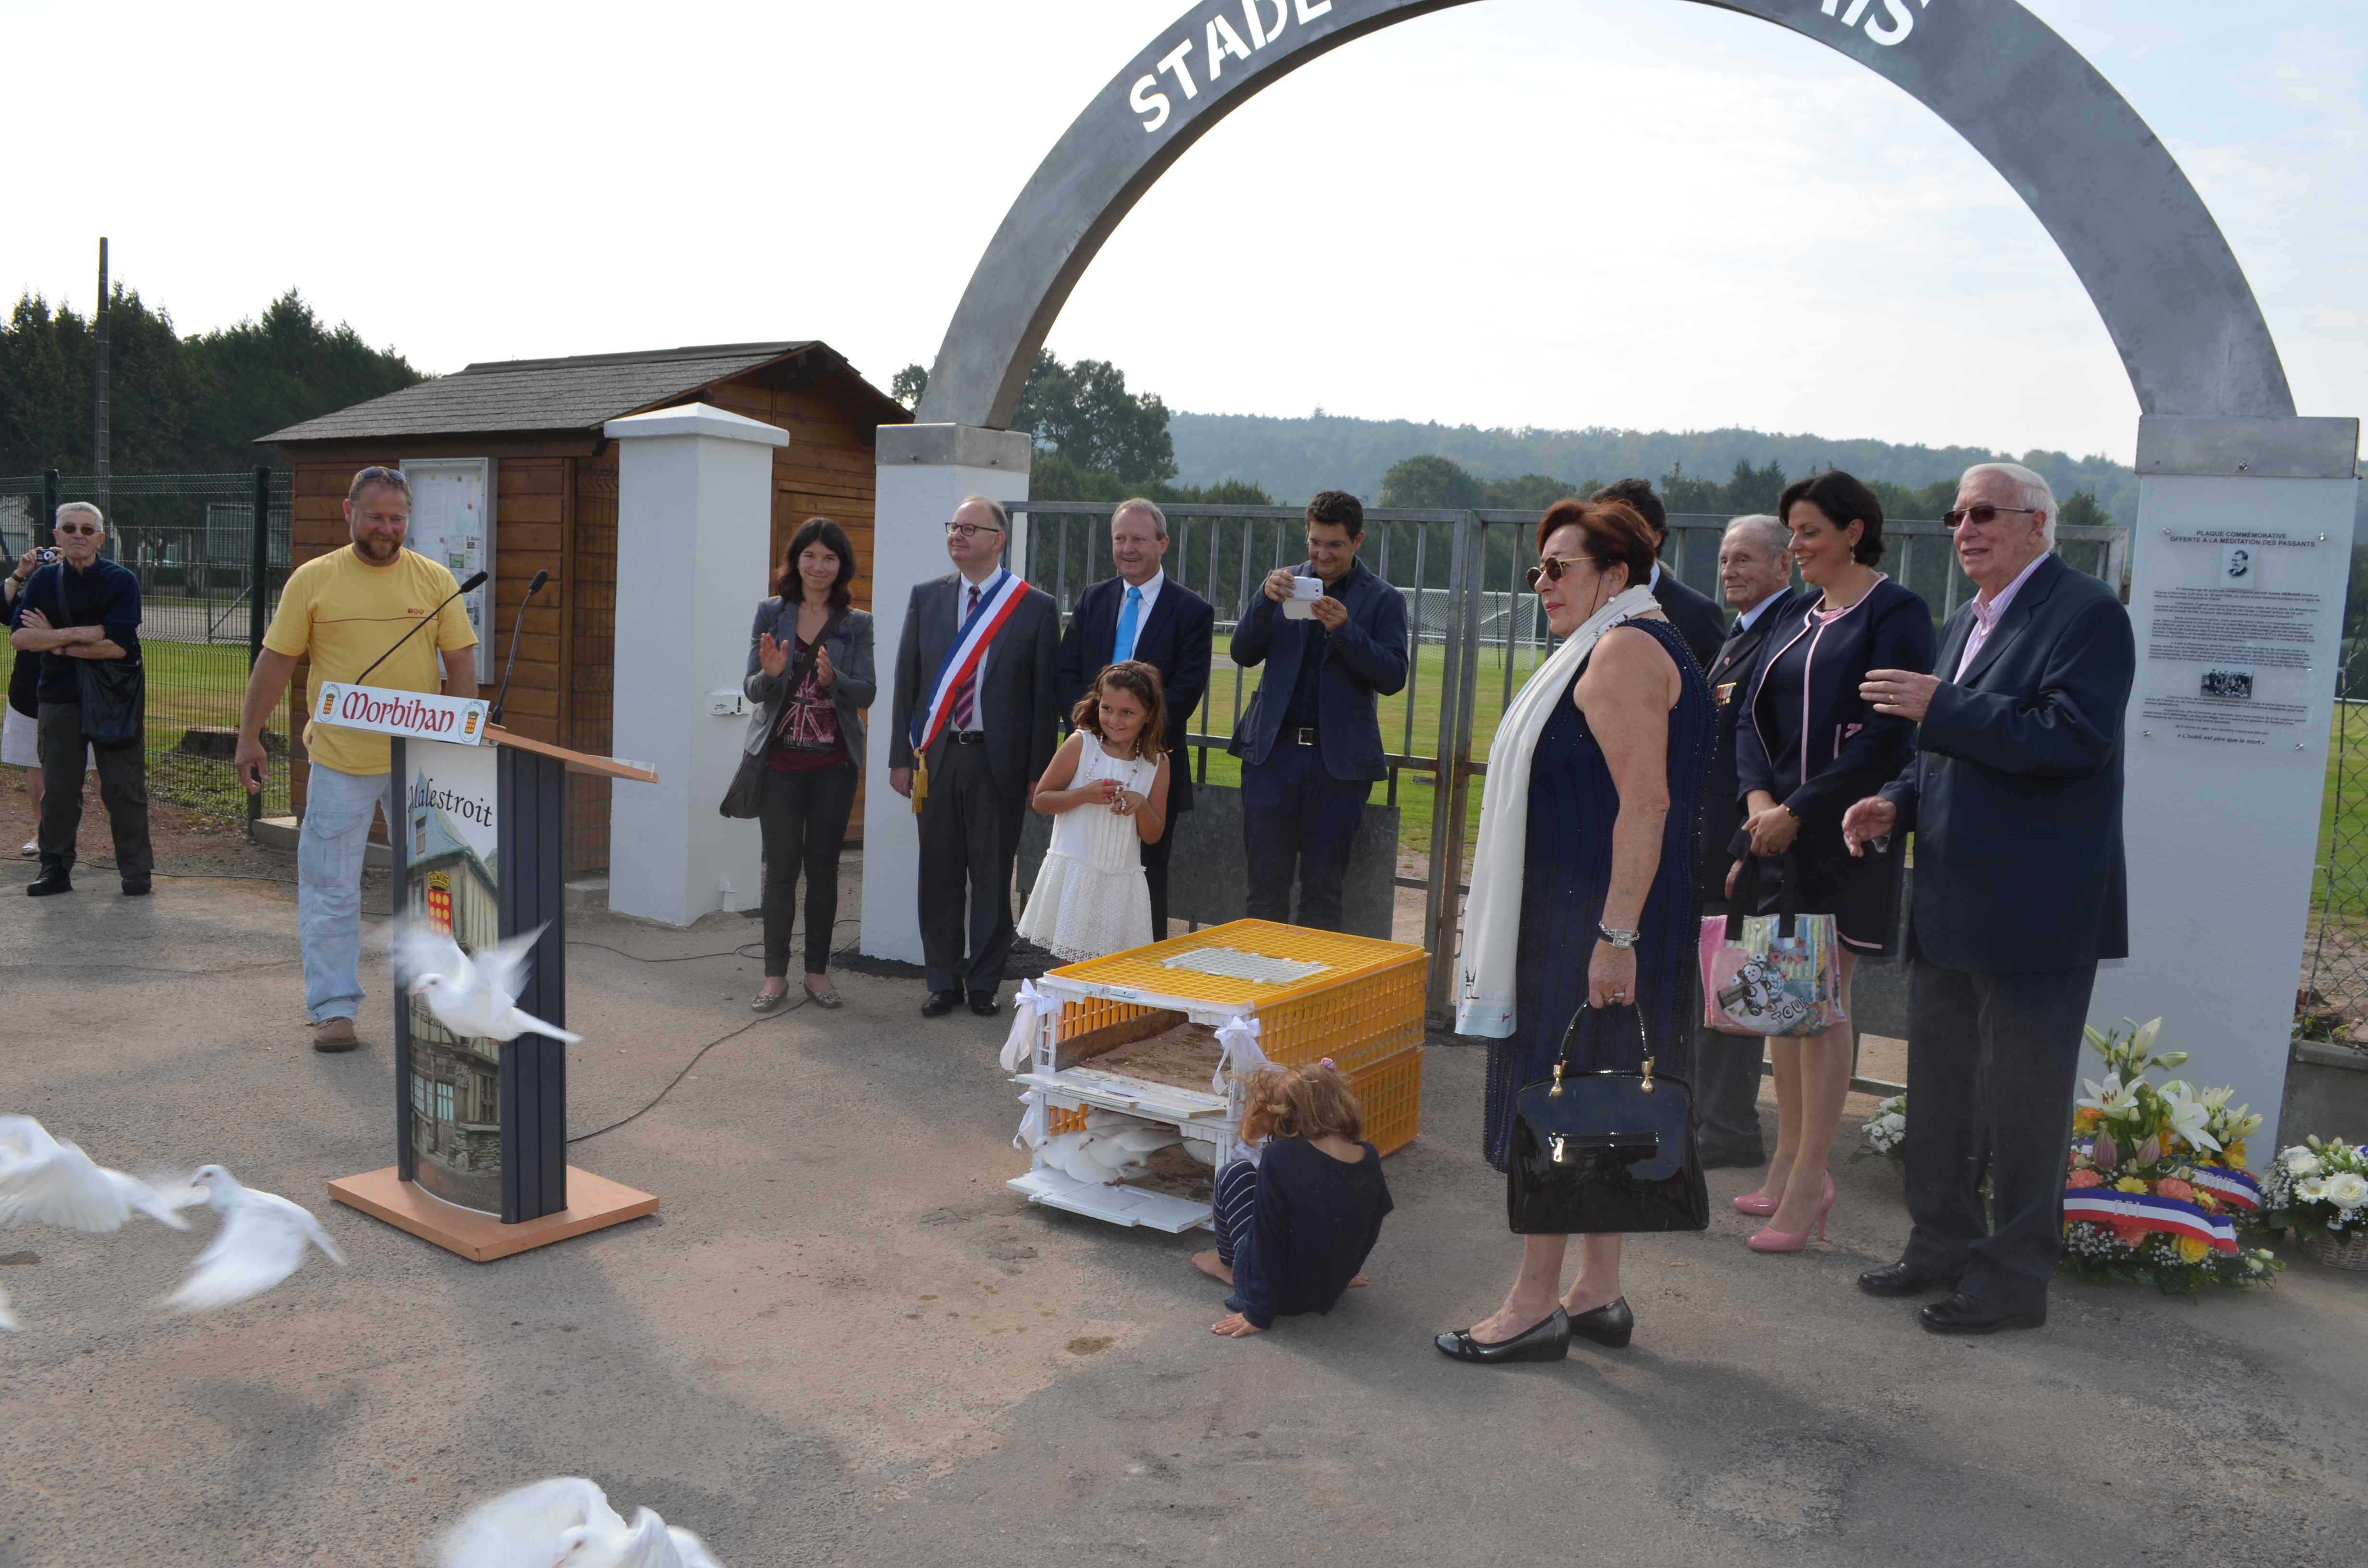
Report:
1056,499,1215,939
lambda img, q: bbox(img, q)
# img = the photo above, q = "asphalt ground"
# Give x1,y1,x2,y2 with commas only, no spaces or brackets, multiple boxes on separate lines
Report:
1,850,2364,1567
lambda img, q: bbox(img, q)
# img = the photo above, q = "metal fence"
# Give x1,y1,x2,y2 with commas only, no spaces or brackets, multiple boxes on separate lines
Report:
1,469,294,821
2301,665,2368,1042
1016,501,2127,1017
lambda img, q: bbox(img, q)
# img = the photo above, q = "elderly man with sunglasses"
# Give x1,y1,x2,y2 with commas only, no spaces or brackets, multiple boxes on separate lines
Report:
8,502,151,896
1840,462,2134,1336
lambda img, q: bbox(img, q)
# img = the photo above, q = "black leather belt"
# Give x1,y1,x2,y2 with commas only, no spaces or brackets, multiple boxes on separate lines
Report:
951,730,988,744
1286,727,1319,746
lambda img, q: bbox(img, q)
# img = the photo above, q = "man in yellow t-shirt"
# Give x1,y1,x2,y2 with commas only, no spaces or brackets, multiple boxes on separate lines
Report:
235,466,479,1052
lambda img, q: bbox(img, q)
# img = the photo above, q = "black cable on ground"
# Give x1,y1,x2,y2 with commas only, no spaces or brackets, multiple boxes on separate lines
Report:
567,994,806,1144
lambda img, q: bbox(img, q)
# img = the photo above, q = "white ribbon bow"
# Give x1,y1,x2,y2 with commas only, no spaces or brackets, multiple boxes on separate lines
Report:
1012,1090,1047,1152
1000,980,1052,1073
1211,1013,1272,1097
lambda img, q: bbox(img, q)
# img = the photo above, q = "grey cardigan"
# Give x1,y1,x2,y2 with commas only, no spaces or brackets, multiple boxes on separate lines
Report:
741,600,876,766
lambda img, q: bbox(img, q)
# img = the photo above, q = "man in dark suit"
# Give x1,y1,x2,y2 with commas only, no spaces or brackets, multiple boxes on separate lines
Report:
1056,498,1215,940
1230,490,1408,931
1694,513,1805,1167
1842,463,2134,1335
1593,478,1725,670
889,494,1061,1018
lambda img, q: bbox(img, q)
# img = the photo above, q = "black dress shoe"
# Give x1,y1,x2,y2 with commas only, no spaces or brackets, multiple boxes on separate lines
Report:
1920,1292,2045,1335
968,992,999,1017
1859,1261,1961,1298
1699,1147,1766,1171
121,878,152,896
1435,1308,1570,1364
1569,1296,1634,1348
26,869,72,897
920,990,961,1017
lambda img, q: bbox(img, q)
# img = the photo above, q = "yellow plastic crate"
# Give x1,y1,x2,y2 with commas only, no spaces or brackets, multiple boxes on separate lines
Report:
1045,919,1427,1077
1352,1045,1424,1157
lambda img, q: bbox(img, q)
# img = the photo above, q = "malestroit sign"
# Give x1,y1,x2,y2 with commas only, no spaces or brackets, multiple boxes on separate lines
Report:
915,0,2293,435
315,682,490,745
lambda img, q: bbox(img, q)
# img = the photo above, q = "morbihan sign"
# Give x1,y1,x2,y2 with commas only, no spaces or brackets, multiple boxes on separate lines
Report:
1127,0,1935,133
314,681,490,745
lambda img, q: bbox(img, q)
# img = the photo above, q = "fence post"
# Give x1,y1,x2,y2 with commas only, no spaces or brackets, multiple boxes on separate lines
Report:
42,469,58,534
247,465,271,824
1424,512,1487,1024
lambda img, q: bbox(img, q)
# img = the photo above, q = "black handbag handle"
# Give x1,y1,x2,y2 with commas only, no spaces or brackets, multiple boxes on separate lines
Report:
1724,850,1799,943
1551,998,1654,1095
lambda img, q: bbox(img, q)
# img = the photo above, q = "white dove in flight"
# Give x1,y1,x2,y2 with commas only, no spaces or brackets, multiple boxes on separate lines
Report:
0,1114,193,1235
164,1165,347,1312
441,1476,725,1568
396,925,583,1044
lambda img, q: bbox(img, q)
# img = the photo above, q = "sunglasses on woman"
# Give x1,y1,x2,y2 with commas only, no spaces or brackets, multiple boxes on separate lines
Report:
1941,503,2037,529
1524,555,1590,591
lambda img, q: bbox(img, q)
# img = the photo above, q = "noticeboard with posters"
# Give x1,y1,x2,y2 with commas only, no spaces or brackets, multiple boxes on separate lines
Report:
399,457,495,644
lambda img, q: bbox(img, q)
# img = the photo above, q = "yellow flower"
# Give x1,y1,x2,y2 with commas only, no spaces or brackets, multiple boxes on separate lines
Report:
2115,1177,2149,1194
2175,1235,2208,1263
2224,1141,2247,1168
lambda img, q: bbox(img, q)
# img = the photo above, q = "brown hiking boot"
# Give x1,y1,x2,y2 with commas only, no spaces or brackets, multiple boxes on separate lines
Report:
311,1017,360,1053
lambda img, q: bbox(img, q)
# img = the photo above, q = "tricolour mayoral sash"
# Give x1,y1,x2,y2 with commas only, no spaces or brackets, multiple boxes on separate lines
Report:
909,568,1030,811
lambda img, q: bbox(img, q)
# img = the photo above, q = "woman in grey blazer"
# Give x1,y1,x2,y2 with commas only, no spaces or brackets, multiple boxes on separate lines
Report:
742,517,875,1011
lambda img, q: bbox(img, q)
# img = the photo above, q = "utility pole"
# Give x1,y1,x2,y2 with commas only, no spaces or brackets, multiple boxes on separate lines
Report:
93,237,111,529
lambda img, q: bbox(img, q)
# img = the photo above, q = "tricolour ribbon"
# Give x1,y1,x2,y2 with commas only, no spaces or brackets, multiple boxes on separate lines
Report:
2063,1189,2240,1252
911,568,1030,758
2189,1165,2262,1211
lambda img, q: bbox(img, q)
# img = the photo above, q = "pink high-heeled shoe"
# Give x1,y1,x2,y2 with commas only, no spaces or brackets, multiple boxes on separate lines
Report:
1747,1173,1836,1252
1731,1190,1780,1217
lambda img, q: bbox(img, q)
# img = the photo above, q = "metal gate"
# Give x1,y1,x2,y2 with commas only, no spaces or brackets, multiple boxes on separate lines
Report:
1017,501,2127,1020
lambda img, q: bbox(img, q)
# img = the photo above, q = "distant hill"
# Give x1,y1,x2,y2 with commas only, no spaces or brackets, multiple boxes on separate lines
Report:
1168,411,2140,521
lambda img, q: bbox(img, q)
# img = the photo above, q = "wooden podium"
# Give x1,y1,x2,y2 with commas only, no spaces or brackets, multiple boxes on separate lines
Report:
329,723,664,1261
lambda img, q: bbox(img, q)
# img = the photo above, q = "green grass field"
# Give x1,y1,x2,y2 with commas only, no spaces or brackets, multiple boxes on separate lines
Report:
138,639,289,822
2317,703,2368,918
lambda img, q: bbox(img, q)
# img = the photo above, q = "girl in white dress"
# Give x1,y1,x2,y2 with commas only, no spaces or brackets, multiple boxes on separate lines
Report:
1018,661,1172,962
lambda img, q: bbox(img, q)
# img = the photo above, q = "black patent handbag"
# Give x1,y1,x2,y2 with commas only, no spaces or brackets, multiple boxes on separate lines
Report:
1506,1001,1710,1235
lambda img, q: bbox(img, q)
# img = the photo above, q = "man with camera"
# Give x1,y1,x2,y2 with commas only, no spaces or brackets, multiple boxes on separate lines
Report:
8,502,150,897
233,467,479,1053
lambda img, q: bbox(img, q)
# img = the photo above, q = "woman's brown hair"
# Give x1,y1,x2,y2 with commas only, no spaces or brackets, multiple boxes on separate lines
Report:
1777,470,1888,566
1070,659,1167,758
1240,1062,1366,1146
775,515,857,607
1535,498,1658,590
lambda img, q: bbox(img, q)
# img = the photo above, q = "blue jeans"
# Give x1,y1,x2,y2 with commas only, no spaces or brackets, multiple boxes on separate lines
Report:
1240,743,1368,931
299,764,390,1023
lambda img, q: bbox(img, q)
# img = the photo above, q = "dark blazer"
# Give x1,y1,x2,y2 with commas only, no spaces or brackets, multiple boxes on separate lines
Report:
1698,587,1811,900
888,573,1061,800
1228,558,1409,780
740,600,876,766
1057,573,1215,813
1653,566,1726,671
1879,554,2134,973
1736,576,1936,838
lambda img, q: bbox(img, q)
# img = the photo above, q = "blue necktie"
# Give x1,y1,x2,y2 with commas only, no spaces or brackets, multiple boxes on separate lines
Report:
1113,585,1142,664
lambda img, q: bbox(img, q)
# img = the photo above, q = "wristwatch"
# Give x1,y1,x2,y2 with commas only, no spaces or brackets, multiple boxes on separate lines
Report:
1597,923,1641,950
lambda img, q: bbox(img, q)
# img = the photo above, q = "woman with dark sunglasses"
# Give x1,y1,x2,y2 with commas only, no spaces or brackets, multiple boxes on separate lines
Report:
1728,470,1936,1251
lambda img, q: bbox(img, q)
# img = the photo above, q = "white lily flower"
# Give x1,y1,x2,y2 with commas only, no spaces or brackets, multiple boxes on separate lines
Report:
2157,1082,2223,1153
2079,1075,2141,1118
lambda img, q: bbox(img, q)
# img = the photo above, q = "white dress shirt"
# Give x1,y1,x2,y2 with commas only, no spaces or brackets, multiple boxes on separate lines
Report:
1730,590,1784,636
1954,552,2049,681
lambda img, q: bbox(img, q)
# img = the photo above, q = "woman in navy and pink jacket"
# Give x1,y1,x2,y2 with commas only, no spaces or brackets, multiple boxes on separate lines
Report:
1730,470,1936,1254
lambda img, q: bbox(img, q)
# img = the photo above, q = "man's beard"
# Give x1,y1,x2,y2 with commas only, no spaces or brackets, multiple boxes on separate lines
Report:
354,533,403,564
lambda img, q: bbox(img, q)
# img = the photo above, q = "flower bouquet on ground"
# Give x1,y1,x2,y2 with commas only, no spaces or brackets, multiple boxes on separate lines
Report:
2059,1018,2282,1295
2257,1137,2368,1270
1851,1093,1907,1168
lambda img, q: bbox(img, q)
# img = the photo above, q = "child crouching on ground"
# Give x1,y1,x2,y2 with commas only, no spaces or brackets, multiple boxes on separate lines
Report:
1196,1060,1394,1338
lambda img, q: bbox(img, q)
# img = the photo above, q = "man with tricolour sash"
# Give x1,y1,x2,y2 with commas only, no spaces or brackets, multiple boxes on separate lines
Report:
888,494,1061,1018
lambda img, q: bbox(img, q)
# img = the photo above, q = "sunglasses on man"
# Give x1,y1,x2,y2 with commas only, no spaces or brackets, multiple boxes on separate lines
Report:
54,523,102,537
1942,503,2038,529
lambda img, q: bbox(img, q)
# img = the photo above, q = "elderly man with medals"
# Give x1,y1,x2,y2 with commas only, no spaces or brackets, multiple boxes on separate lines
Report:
889,495,1061,1019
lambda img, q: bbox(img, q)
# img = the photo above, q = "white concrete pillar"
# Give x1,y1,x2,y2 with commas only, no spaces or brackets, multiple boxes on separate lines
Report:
602,402,789,927
860,423,1034,963
2090,415,2360,1164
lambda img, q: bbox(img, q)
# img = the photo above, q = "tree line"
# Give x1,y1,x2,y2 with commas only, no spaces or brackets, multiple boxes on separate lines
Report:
0,286,423,475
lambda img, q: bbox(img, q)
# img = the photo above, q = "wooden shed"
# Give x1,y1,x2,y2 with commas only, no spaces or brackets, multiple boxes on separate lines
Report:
264,340,907,873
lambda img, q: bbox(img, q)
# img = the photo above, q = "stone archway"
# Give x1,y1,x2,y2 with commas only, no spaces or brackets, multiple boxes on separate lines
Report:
915,0,2293,431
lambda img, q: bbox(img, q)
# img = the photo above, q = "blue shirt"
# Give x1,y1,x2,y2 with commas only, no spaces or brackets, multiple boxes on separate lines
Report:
21,558,142,704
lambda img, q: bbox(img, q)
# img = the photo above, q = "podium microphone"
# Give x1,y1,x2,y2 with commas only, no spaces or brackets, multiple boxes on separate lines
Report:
353,570,489,686
489,568,549,726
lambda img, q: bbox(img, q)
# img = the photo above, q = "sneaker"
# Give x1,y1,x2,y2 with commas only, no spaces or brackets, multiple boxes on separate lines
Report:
18,838,34,858
311,1017,360,1053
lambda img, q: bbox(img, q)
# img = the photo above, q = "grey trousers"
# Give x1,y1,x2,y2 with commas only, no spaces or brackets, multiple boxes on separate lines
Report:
916,740,1025,996
1899,960,2097,1318
37,701,151,880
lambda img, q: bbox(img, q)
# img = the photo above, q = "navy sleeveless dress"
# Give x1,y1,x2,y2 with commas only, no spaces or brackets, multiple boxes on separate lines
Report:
1482,616,1714,1174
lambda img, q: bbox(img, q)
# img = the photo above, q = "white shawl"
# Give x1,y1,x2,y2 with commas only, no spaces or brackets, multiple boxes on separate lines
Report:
1454,584,1661,1038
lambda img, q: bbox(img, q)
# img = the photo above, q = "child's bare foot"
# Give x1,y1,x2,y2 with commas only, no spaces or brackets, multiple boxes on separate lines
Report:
1349,1273,1370,1287
1191,1249,1234,1285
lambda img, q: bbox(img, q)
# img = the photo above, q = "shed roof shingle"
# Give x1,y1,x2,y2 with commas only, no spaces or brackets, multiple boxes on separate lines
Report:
261,341,831,443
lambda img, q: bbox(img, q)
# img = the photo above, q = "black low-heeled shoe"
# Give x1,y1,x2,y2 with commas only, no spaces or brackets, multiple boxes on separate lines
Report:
1434,1308,1570,1364
1569,1296,1634,1349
